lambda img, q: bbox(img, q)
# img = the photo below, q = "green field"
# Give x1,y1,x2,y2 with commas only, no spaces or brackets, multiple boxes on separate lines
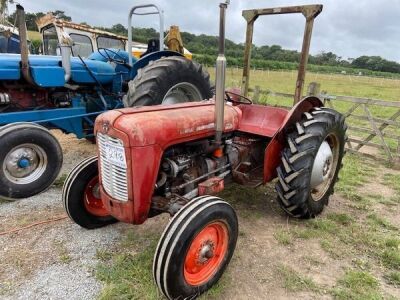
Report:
27,30,41,41
208,68,400,160
207,67,400,102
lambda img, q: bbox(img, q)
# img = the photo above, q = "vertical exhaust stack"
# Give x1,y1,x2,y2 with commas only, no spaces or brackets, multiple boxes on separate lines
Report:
60,32,73,82
16,5,34,85
214,1,229,146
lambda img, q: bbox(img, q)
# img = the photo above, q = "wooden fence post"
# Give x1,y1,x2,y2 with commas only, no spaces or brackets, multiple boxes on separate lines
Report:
307,82,321,97
253,86,261,104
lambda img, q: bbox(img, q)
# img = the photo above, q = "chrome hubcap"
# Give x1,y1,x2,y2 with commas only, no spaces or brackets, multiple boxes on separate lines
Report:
310,134,339,202
162,82,203,104
3,144,48,184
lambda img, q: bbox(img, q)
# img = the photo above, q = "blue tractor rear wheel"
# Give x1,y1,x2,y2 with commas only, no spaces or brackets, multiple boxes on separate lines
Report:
123,56,212,107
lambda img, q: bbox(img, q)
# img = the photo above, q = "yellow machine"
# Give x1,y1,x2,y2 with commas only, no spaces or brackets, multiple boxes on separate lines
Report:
132,25,192,60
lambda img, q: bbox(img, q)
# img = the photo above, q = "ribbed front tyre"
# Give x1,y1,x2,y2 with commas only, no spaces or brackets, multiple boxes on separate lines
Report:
62,156,117,229
275,107,347,218
153,196,238,299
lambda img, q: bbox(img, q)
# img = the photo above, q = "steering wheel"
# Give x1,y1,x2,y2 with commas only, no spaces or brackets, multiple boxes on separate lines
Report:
225,91,253,105
98,48,128,66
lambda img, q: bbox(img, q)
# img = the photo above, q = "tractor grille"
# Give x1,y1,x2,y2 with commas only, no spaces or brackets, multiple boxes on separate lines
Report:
97,133,129,202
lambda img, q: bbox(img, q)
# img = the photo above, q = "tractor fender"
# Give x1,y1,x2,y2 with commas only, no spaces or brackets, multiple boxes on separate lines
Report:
130,50,184,78
263,96,323,182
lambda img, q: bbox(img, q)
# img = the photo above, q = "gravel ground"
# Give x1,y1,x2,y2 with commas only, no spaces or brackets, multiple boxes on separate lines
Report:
0,132,122,300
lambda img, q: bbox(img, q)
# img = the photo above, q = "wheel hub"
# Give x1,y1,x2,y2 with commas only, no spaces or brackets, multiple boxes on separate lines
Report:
198,242,215,264
310,141,333,189
310,133,340,202
84,176,109,217
183,222,229,286
3,144,47,184
162,82,203,104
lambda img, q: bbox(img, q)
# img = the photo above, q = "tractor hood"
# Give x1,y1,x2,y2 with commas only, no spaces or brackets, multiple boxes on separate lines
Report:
0,54,115,87
95,101,242,148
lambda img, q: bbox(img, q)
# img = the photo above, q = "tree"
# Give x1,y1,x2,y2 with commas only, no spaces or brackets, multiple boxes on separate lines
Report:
111,24,127,36
51,10,71,21
7,11,41,31
1,0,13,15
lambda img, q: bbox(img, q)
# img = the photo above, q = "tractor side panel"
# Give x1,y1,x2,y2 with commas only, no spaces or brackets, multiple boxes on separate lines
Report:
263,97,323,182
0,55,21,80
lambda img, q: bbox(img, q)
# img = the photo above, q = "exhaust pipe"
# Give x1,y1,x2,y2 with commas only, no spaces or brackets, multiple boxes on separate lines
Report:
60,32,73,82
214,1,229,146
16,5,34,85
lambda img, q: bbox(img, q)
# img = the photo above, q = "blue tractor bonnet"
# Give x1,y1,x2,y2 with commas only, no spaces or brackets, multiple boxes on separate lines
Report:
0,53,117,87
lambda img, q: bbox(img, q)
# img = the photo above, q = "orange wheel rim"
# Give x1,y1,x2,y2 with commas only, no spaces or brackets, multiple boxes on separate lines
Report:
184,221,229,286
84,176,108,217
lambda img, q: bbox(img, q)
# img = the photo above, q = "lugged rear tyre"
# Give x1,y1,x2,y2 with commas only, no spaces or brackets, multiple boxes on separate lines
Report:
153,196,238,299
123,56,212,107
275,107,347,218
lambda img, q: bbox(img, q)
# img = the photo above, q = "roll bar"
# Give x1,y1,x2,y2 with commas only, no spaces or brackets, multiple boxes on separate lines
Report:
241,4,323,105
127,4,164,66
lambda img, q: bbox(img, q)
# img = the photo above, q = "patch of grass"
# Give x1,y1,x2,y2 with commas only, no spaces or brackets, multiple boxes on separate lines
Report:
276,265,321,293
53,241,71,264
307,218,338,234
53,173,68,188
96,234,160,300
385,238,400,249
385,271,400,286
336,155,375,203
60,254,72,263
333,270,382,300
292,227,320,240
381,249,400,270
367,213,398,231
96,249,113,262
327,213,354,226
352,258,371,271
303,256,324,267
383,173,400,195
274,229,293,245
320,239,347,259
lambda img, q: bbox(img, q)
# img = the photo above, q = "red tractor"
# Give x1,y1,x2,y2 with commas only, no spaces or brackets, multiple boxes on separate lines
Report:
63,2,346,299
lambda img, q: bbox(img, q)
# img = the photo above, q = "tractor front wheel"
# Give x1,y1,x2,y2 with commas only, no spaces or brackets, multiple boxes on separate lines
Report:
153,196,238,299
0,123,63,200
62,156,117,229
123,56,213,107
275,107,347,218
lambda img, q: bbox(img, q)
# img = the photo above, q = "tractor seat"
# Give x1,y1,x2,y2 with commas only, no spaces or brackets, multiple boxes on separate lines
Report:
140,39,160,58
237,104,288,137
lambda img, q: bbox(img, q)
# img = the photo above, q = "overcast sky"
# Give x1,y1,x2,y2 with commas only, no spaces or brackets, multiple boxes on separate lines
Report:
12,0,400,62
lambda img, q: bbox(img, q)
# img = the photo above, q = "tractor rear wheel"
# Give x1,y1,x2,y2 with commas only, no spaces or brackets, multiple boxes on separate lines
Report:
123,56,213,107
275,107,347,218
0,123,63,200
153,196,238,299
62,156,117,229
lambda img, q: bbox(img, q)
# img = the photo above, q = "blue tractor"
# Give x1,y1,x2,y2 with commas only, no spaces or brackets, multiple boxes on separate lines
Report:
0,5,212,200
